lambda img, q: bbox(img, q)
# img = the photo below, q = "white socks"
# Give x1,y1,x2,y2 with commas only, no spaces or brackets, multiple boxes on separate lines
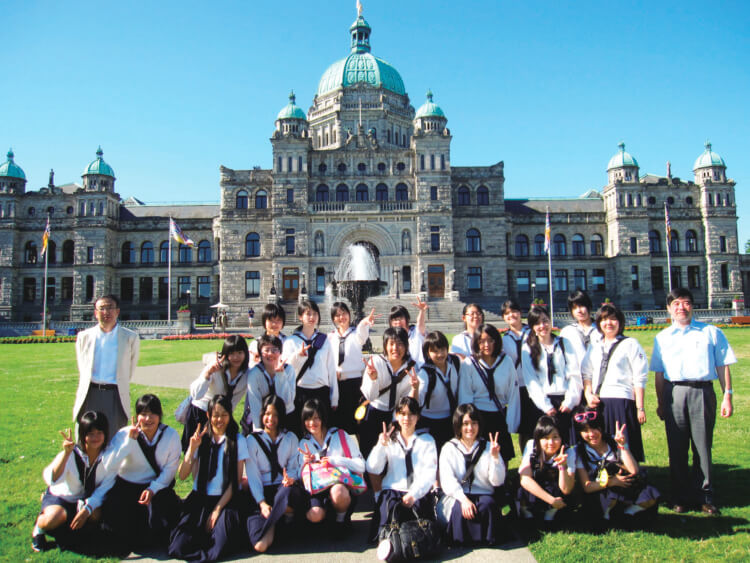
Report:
624,504,645,515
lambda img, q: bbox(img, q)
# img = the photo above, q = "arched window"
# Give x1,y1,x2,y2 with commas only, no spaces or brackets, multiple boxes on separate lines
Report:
255,190,268,209
515,234,529,257
121,241,135,264
246,233,261,257
401,230,411,253
197,240,212,262
649,231,661,253
572,234,585,256
335,184,349,202
457,186,470,206
140,241,153,265
314,231,324,255
160,241,169,263
553,234,566,256
376,183,388,201
466,229,481,253
670,230,679,253
477,186,489,206
62,239,76,264
25,241,38,264
316,184,329,202
356,184,369,201
337,163,346,173
534,234,546,256
685,230,698,253
236,190,248,209
46,240,57,263
179,244,192,263
395,183,408,201
590,234,604,256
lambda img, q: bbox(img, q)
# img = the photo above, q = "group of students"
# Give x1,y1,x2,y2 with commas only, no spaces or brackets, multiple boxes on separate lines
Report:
35,292,661,560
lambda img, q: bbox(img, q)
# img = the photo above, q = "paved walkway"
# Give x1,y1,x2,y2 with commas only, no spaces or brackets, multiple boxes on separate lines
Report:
130,361,537,562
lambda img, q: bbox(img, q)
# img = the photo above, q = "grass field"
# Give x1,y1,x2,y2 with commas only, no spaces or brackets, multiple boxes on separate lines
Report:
0,332,748,561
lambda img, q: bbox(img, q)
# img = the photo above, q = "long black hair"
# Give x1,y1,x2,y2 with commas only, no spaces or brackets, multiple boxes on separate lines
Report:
526,305,554,370
197,394,239,495
220,334,250,372
531,415,563,470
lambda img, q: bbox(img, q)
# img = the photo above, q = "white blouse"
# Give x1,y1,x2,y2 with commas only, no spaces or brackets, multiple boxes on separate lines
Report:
450,331,473,358
297,427,366,475
283,331,338,408
44,446,116,511
502,327,530,387
366,431,437,500
439,438,505,501
417,359,460,419
581,337,648,401
190,434,250,496
244,362,296,430
521,337,582,412
457,355,520,433
360,354,416,412
328,319,371,380
190,366,248,412
245,430,299,503
518,439,577,476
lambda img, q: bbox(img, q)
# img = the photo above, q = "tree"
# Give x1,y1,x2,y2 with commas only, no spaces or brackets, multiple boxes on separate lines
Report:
745,239,750,254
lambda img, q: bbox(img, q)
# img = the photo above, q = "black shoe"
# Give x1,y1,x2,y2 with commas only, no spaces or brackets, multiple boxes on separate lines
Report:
31,534,48,552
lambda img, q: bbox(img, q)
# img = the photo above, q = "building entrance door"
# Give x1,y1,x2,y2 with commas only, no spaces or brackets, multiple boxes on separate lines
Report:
428,265,445,298
283,268,299,301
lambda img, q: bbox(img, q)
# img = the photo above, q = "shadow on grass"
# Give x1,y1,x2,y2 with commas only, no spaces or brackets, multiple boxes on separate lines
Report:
645,462,750,510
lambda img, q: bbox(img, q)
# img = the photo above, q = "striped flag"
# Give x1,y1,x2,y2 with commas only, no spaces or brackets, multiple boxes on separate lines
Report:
40,216,51,257
664,203,672,242
169,217,195,247
544,209,551,254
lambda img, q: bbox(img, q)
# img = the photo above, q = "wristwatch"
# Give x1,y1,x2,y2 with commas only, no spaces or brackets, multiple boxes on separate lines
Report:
725,388,733,395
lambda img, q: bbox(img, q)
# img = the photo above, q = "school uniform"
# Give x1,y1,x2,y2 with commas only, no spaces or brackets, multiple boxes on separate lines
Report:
248,333,287,370
450,331,474,358
416,356,460,449
245,430,305,546
243,362,296,434
407,325,426,368
581,337,649,461
168,433,249,562
560,323,601,360
329,320,370,434
457,355,519,463
650,319,736,506
283,330,338,433
503,327,535,437
182,367,248,451
102,424,181,547
366,430,437,534
521,337,582,444
437,438,506,545
359,355,417,458
517,439,577,515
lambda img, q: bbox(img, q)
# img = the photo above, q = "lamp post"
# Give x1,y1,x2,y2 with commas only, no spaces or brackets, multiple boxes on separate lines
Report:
186,289,191,308
531,282,536,304
270,273,276,295
393,267,400,300
450,268,456,291
420,269,426,292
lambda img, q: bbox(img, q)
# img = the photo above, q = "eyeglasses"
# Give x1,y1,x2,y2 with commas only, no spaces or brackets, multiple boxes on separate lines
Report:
96,306,117,312
261,347,281,355
465,312,483,317
573,411,598,423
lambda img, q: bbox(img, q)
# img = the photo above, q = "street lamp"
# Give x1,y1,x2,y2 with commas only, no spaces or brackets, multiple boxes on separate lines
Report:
270,273,276,295
531,282,536,304
393,267,400,300
420,269,426,292
450,268,456,291
186,289,191,308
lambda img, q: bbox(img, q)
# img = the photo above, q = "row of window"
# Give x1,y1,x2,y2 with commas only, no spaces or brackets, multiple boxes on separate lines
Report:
514,234,604,257
418,154,447,171
314,183,410,202
122,241,213,265
456,186,490,206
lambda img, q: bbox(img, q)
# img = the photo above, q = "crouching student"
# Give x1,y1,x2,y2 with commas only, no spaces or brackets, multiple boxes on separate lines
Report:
169,395,248,562
573,405,659,526
102,394,181,551
245,395,304,553
517,416,576,524
437,404,506,546
32,412,115,553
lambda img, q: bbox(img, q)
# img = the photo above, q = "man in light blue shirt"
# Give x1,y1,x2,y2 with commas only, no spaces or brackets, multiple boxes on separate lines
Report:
650,288,735,515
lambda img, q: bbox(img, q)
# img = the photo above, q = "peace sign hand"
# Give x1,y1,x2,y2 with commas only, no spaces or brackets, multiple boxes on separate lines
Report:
553,445,567,469
614,420,627,448
364,356,378,380
59,428,75,454
297,443,314,464
299,343,312,358
274,357,286,373
127,416,141,440
414,296,429,312
189,423,207,454
409,367,420,390
488,432,501,459
379,422,392,446
365,308,380,326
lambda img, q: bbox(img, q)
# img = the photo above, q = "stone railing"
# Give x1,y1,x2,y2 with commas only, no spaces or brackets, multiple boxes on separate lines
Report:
309,200,414,213
0,318,192,339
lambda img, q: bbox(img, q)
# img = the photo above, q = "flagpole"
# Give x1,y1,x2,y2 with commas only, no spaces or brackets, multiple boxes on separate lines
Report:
665,203,673,290
546,207,554,325
168,218,172,325
42,223,49,337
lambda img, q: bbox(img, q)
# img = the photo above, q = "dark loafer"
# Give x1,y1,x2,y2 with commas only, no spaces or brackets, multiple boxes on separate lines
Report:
671,503,687,514
701,503,720,516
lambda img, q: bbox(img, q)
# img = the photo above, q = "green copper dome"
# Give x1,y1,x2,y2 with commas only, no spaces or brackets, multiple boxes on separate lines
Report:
0,148,26,180
415,90,445,119
693,141,726,170
316,13,405,97
83,146,115,178
607,142,639,170
277,91,307,120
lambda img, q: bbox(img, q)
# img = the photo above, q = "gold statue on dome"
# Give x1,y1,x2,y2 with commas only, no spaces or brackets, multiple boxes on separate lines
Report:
357,0,363,17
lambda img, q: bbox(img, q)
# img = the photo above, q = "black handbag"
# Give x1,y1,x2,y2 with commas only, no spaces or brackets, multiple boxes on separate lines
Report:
377,504,442,561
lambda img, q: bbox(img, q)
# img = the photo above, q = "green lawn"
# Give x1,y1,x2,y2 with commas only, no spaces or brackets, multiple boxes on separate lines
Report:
0,333,748,561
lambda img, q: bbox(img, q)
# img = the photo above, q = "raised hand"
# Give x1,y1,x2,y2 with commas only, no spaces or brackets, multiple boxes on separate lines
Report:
299,343,312,358
128,416,141,440
297,443,314,464
59,428,75,454
409,367,420,390
207,352,225,377
553,445,567,469
614,420,627,447
378,422,391,446
414,296,428,312
365,356,377,380
274,357,286,373
489,432,501,459
365,308,379,326
189,423,207,453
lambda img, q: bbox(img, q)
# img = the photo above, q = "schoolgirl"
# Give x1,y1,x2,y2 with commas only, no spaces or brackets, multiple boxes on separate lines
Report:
457,324,518,463
517,416,576,522
573,405,659,524
521,306,582,444
581,303,648,462
245,395,304,553
366,397,437,543
388,300,428,367
102,394,181,550
169,394,249,562
559,290,601,364
297,399,365,528
501,299,534,449
248,303,287,368
417,331,461,449
182,334,250,451
282,300,337,435
359,326,420,459
243,334,296,435
450,303,484,359
328,302,375,435
32,411,115,553
437,404,506,546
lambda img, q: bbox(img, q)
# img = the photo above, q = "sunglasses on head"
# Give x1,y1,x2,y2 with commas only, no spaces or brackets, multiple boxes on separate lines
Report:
573,411,598,423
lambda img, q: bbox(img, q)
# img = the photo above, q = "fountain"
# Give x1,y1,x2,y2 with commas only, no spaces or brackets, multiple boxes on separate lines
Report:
330,243,387,323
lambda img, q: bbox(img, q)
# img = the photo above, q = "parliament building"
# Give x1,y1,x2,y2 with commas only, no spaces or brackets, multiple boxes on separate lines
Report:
0,10,744,322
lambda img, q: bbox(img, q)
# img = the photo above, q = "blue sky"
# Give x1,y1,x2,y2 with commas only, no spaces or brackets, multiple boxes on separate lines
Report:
5,1,749,246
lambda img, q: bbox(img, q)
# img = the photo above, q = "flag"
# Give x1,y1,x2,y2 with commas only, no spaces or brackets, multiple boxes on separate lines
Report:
664,203,672,242
169,217,194,246
544,209,551,254
40,217,50,257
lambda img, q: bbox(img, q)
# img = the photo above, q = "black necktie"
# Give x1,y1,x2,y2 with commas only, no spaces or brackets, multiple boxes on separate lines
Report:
399,439,415,487
208,441,222,482
268,441,281,481
546,345,557,385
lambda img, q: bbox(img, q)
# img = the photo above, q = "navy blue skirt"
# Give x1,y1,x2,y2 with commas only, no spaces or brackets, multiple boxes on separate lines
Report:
373,488,435,536
477,409,515,463
446,493,499,545
358,404,393,459
600,397,645,462
518,386,541,438
335,377,363,436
